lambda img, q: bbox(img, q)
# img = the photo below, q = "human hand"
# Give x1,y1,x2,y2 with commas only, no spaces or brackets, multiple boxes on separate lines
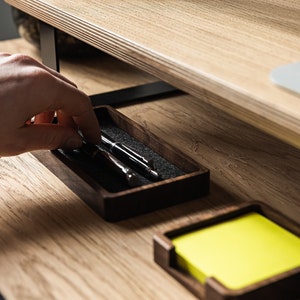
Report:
0,53,101,156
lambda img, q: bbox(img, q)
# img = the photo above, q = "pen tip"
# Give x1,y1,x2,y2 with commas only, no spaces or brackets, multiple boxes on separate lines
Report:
149,169,163,181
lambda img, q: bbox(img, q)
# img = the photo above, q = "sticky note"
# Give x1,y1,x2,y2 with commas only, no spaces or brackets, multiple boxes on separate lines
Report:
172,212,300,290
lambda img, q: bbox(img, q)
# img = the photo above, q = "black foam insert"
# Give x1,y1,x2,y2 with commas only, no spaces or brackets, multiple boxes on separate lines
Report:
57,111,185,193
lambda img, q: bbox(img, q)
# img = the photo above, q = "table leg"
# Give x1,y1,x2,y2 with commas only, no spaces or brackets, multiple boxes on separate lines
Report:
89,81,182,107
39,21,59,72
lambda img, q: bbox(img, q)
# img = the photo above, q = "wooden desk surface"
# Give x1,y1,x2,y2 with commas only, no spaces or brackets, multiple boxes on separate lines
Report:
5,0,300,149
0,38,299,300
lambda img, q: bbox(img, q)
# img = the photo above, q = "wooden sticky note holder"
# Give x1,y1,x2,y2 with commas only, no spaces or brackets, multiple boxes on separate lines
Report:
153,202,300,300
33,105,209,222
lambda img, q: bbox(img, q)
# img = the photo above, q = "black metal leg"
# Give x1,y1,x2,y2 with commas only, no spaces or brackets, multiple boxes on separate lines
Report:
90,81,183,107
39,21,60,72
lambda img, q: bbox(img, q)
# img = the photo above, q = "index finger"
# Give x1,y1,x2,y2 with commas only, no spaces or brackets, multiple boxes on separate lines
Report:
24,68,101,144
56,86,101,144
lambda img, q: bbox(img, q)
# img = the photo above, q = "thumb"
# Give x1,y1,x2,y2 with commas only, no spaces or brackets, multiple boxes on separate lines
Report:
19,124,83,152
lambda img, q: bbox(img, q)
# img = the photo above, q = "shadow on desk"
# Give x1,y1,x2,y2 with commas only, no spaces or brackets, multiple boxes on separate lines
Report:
116,183,241,230
0,179,239,253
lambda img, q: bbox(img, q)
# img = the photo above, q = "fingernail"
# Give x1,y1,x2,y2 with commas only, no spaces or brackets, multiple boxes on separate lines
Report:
64,137,82,149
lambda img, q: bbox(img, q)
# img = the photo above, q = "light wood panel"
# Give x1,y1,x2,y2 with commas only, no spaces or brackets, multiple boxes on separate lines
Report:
5,0,300,149
0,38,299,300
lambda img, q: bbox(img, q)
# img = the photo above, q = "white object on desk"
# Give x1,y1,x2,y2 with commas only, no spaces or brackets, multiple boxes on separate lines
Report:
270,62,300,96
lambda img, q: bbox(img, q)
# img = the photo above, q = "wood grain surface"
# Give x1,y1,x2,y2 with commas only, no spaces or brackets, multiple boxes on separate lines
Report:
5,0,300,149
0,38,299,300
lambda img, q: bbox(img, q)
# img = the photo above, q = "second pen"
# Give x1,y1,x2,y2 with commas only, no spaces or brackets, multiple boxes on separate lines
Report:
100,132,162,181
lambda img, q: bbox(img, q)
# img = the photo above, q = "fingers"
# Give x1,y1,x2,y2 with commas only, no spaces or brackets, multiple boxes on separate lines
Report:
28,74,101,144
0,52,101,156
35,111,55,123
56,110,77,129
16,124,83,155
9,54,101,144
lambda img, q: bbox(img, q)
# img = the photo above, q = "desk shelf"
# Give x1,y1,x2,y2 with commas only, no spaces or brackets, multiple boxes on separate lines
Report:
5,0,300,148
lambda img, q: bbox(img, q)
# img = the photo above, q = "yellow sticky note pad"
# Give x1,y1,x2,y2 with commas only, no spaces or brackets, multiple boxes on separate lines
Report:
172,212,300,290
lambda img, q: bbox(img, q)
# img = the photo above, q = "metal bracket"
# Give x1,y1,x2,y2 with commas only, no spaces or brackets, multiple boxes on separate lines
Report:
39,21,60,72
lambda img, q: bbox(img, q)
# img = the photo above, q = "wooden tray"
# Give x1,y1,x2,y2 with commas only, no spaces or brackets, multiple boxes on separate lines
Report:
153,201,300,300
33,105,209,221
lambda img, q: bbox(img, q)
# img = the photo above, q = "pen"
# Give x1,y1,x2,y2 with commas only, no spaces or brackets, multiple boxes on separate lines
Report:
80,141,142,188
100,132,162,181
101,132,154,168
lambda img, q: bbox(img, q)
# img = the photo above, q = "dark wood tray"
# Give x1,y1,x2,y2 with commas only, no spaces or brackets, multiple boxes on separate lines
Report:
153,201,300,300
33,105,209,221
